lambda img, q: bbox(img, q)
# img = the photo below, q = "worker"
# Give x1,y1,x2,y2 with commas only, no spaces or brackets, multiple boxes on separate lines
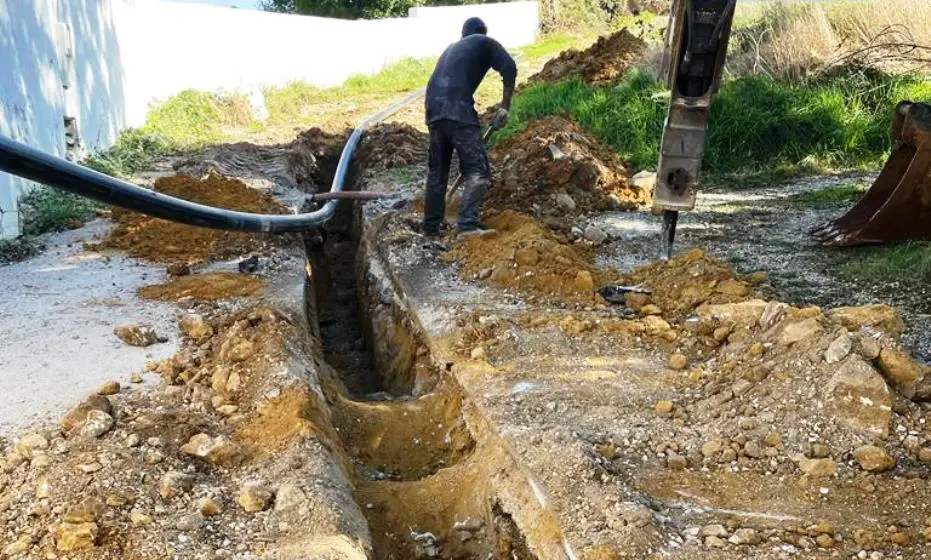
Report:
422,16,517,239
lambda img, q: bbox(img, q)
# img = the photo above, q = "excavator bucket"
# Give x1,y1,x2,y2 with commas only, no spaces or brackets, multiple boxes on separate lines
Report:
811,101,931,246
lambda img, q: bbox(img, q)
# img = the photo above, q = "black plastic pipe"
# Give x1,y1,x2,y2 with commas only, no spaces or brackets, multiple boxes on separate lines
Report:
0,88,424,233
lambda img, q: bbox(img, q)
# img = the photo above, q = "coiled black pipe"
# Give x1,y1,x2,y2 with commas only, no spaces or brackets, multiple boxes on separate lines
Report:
0,89,424,233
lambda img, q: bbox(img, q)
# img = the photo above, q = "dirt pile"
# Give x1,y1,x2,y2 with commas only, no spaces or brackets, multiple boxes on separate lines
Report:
292,127,349,188
486,116,648,217
138,272,263,302
356,123,428,171
93,174,286,265
443,210,621,304
0,306,360,558
525,28,647,88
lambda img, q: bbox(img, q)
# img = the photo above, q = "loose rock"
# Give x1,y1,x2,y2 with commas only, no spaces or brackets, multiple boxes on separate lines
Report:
113,324,162,347
199,498,222,517
180,433,244,466
668,353,688,371
61,395,113,435
824,333,853,364
159,471,195,500
729,528,761,545
239,482,274,513
798,458,837,477
55,522,98,551
854,445,895,472
80,410,115,438
96,381,121,396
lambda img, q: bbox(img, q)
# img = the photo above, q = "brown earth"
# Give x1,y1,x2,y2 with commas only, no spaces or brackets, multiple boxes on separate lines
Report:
443,210,621,304
138,272,263,302
92,174,286,265
524,28,647,89
486,115,649,218
356,123,428,172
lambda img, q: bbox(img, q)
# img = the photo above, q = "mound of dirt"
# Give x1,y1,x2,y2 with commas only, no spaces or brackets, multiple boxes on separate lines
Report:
443,210,620,304
486,115,648,217
525,29,646,88
356,123,428,171
93,174,286,265
138,272,263,302
621,248,754,318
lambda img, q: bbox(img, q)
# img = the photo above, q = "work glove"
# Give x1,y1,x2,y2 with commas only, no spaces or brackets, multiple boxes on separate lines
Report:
492,107,509,130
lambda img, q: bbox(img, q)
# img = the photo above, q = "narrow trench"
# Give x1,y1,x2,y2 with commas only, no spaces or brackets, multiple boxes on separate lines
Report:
303,149,538,560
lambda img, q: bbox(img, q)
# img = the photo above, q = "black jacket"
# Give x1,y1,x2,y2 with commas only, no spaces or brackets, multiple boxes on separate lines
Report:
425,34,517,126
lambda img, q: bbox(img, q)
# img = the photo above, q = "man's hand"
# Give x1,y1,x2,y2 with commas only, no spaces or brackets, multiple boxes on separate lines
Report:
492,107,509,130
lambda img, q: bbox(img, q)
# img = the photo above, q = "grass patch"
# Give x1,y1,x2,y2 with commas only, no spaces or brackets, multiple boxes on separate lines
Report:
496,70,931,178
83,129,176,178
19,187,101,236
143,90,254,146
787,183,866,208
840,242,931,282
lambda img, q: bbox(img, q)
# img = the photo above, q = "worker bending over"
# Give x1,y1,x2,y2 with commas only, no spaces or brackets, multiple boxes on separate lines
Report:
422,17,517,238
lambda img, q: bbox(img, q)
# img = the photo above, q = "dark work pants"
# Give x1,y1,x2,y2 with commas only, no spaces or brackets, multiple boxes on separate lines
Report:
423,119,490,235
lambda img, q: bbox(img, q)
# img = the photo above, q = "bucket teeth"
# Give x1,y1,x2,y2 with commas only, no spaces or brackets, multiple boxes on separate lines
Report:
812,101,931,247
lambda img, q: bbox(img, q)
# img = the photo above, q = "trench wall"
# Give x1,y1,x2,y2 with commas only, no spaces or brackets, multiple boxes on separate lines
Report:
0,0,539,238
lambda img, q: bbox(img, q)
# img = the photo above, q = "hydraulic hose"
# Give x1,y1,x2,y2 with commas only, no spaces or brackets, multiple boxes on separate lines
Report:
0,88,425,233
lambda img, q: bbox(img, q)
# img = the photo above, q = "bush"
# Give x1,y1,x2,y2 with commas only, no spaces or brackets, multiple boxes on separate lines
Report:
19,187,101,236
83,129,175,178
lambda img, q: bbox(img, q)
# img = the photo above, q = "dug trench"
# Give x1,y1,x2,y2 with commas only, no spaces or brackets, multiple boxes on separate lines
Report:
305,149,567,559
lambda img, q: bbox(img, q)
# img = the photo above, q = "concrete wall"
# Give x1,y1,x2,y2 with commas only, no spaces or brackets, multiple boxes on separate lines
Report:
0,0,539,238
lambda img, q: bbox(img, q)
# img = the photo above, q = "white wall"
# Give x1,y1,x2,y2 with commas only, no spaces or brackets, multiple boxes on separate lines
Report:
0,0,539,238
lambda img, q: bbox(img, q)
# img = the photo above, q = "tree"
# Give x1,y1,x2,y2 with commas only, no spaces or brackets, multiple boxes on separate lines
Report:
259,0,424,19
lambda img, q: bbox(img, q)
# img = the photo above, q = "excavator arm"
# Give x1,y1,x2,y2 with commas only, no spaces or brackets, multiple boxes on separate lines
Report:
653,0,737,258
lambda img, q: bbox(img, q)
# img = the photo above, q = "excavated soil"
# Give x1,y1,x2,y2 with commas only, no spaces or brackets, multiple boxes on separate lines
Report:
138,272,264,302
487,116,648,218
524,28,647,88
443,210,621,305
356,123,428,172
92,174,286,265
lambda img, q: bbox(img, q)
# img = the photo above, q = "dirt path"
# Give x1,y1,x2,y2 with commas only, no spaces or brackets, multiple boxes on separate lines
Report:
0,221,177,436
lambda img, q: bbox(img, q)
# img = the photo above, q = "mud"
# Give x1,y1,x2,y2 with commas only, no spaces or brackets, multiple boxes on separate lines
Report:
92,174,286,265
138,272,263,302
486,115,649,218
524,28,647,88
443,210,621,305
356,123,428,172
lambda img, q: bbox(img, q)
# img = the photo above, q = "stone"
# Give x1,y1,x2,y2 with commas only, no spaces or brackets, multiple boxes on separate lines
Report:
64,497,105,524
827,305,905,336
760,301,789,330
713,326,731,342
630,171,656,191
175,513,203,532
625,292,651,312
859,336,881,360
113,324,162,347
470,346,487,361
227,340,256,363
748,342,764,358
80,410,115,438
514,247,540,266
824,333,853,364
695,299,767,329
666,453,687,470
13,433,49,458
36,476,51,499
130,512,153,527
668,354,688,370
130,372,144,384
3,537,32,556
61,395,113,434
126,433,141,447
159,471,195,500
641,304,663,316
798,458,837,477
854,445,895,472
729,528,761,545
918,448,931,463
716,279,750,297
274,483,308,513
810,443,831,458
705,536,726,548
743,441,763,459
702,439,725,459
583,225,608,245
877,347,923,394
199,498,222,517
923,526,931,542
556,193,577,213
764,432,782,447
573,271,595,293
181,434,243,466
654,400,674,414
823,356,891,437
816,534,835,548
779,318,823,346
643,316,672,336
55,522,98,551
814,521,834,535
226,371,242,393
891,532,910,546
700,524,728,538
217,405,239,416
238,482,274,513
179,314,214,342
96,381,121,396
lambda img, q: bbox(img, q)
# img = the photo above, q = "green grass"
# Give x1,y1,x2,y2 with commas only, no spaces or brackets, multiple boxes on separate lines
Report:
495,70,931,179
840,243,931,282
83,129,176,178
19,187,101,236
786,183,866,208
